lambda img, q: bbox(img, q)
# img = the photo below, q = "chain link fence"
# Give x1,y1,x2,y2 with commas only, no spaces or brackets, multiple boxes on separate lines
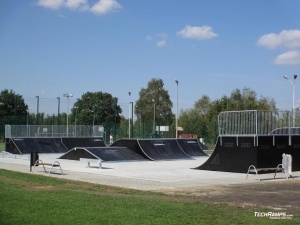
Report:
5,125,104,138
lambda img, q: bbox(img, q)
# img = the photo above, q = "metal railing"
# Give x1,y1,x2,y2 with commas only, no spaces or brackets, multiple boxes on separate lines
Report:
218,110,300,136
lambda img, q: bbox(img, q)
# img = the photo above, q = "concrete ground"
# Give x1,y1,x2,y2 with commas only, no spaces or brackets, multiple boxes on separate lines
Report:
0,152,298,191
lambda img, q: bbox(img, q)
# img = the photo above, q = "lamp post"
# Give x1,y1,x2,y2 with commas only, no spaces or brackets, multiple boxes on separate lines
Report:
128,92,131,138
57,97,60,125
87,109,95,136
175,79,179,138
63,93,73,136
283,75,297,127
152,99,155,136
26,109,32,137
129,102,133,138
74,106,78,136
36,96,39,125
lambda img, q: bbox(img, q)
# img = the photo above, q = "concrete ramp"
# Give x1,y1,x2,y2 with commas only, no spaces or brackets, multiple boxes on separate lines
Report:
59,147,147,161
176,139,208,157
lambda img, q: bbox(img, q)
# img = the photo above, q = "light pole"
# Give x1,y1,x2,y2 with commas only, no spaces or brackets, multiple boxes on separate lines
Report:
88,109,95,136
175,79,179,138
152,99,155,136
128,92,131,138
36,96,39,125
26,109,32,137
129,102,133,138
283,75,297,127
63,93,73,136
57,97,60,125
74,106,78,136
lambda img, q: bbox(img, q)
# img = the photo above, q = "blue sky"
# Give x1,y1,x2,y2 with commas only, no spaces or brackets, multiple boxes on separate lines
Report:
1,0,300,117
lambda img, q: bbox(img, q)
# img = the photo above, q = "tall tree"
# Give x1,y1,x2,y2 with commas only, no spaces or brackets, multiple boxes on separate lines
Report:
135,78,174,127
0,89,28,125
71,92,122,125
179,87,277,146
0,89,28,140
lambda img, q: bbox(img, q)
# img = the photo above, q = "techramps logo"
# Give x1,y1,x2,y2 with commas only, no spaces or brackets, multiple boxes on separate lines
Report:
254,211,293,220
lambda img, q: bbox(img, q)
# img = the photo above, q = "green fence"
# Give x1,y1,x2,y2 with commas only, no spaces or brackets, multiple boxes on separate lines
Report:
1,115,176,143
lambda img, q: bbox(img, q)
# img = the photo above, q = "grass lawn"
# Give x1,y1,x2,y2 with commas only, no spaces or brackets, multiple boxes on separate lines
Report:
0,169,297,225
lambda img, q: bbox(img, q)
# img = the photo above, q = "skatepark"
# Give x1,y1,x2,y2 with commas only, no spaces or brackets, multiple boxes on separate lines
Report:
1,110,300,191
2,110,300,216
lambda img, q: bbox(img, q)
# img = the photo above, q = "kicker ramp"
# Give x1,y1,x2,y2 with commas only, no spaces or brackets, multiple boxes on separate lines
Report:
59,147,147,161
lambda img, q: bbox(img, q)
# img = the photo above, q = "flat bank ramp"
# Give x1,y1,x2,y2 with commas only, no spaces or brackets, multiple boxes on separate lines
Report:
176,139,208,157
59,147,147,161
8,138,68,154
137,139,191,160
61,137,105,150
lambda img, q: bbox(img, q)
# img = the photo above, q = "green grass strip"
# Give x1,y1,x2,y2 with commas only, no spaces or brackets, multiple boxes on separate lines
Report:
0,169,297,225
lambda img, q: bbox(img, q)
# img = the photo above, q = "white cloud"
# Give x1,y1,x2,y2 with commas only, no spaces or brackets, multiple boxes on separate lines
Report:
37,0,121,14
65,0,89,10
157,33,168,40
257,29,300,49
156,40,166,47
146,36,153,41
274,50,300,65
90,0,122,15
177,25,218,40
37,0,64,9
147,33,168,47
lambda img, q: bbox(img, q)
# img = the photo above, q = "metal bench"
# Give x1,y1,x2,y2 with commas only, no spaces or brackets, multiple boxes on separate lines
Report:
31,159,64,175
80,158,103,169
246,164,288,181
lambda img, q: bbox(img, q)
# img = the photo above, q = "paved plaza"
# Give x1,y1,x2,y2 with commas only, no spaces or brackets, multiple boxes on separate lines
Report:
1,152,298,191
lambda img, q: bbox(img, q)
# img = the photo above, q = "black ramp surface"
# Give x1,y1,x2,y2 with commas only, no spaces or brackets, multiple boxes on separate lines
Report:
9,138,68,154
59,147,148,161
137,139,191,160
110,139,150,160
61,137,105,150
176,138,208,157
195,135,300,173
196,136,257,173
6,138,24,154
59,147,98,160
86,147,148,161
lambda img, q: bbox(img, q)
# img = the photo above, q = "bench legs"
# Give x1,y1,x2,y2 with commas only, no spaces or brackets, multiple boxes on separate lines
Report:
87,161,102,169
246,165,261,181
247,164,289,181
31,159,64,175
274,164,288,180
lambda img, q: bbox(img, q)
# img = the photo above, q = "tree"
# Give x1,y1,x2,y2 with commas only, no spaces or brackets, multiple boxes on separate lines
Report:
178,87,277,146
0,89,28,141
135,78,174,130
0,89,28,125
70,92,122,126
